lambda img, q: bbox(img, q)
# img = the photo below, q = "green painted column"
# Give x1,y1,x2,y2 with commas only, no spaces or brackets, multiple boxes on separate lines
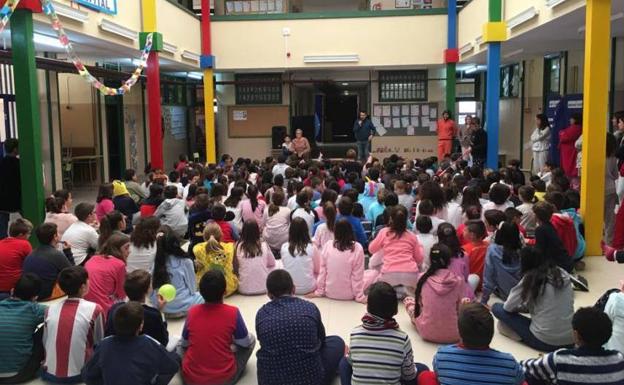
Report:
446,63,456,116
11,9,45,227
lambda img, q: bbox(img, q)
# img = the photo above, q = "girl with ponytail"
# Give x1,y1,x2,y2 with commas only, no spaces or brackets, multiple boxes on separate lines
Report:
44,193,77,238
192,222,238,297
404,244,465,343
98,210,126,247
366,205,424,291
262,189,290,257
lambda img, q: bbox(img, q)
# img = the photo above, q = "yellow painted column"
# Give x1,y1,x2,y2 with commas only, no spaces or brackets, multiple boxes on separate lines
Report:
141,0,157,31
204,70,216,163
580,0,611,256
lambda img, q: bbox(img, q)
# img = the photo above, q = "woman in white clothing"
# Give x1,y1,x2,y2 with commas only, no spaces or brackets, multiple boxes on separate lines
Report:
531,114,551,174
126,216,160,273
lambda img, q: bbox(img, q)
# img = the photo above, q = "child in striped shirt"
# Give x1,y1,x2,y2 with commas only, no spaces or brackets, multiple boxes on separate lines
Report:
42,266,104,383
418,302,523,385
339,281,428,385
523,307,624,385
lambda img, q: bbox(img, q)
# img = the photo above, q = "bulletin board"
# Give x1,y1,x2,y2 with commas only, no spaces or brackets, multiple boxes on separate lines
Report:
227,105,290,138
372,102,439,137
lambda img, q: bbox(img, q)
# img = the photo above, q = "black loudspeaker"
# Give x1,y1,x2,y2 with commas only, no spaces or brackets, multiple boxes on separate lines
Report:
272,126,287,149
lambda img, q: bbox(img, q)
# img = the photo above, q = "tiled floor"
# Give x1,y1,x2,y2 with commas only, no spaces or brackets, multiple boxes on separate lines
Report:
25,256,621,385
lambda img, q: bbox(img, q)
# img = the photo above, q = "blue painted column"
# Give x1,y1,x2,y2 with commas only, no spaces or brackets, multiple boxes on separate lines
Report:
445,0,458,117
486,43,501,169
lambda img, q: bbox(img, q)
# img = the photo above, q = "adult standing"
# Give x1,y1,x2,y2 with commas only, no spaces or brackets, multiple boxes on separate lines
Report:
559,113,583,180
459,115,474,161
531,114,551,174
469,117,487,167
612,111,624,201
0,139,21,239
256,270,345,385
436,110,457,161
292,129,311,160
353,111,376,162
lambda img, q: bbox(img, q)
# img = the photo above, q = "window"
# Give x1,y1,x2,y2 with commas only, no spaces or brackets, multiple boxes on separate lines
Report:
235,73,282,105
500,63,520,98
379,70,428,102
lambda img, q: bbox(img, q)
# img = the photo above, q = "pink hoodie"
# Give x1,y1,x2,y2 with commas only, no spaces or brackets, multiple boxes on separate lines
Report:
236,242,277,295
413,269,463,343
315,242,366,303
368,228,423,274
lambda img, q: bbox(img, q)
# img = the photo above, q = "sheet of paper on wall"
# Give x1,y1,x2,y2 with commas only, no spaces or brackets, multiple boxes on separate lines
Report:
267,0,275,11
392,106,401,117
373,105,382,117
430,107,437,119
233,110,247,121
407,126,415,136
243,1,251,12
421,104,429,117
226,1,234,13
401,105,410,116
393,118,401,128
250,0,259,11
234,1,243,12
259,0,267,11
373,119,388,136
275,0,283,11
401,117,410,127
429,121,437,132
411,104,420,116
382,105,391,116
411,117,420,127
383,117,392,129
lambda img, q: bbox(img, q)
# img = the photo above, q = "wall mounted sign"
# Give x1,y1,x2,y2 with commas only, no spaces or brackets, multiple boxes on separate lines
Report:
74,0,117,15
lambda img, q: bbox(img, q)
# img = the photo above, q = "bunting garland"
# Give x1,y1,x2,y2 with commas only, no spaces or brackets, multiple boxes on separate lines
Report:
0,0,152,96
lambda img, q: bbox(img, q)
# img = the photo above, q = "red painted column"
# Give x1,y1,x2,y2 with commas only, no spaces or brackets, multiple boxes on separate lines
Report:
146,52,163,170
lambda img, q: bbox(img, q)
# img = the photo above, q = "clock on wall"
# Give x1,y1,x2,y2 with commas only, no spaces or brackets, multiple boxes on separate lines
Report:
395,0,411,8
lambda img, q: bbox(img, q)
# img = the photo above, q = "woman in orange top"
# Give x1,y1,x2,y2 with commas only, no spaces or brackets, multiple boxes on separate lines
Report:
437,110,457,161
292,128,311,160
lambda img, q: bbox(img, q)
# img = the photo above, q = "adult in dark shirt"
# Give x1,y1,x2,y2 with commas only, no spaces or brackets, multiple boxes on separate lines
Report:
353,111,376,161
470,117,488,166
533,201,573,273
256,270,345,385
0,138,21,239
22,223,74,300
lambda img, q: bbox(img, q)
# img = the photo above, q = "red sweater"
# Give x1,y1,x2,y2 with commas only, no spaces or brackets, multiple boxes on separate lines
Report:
465,240,489,282
0,237,32,292
550,214,578,259
215,220,235,243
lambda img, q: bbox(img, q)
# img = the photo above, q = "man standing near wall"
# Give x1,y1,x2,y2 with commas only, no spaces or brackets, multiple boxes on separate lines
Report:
0,139,21,239
353,111,376,161
437,110,457,161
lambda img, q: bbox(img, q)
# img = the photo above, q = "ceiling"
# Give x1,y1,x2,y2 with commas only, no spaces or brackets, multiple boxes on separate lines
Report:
0,20,199,72
462,1,624,66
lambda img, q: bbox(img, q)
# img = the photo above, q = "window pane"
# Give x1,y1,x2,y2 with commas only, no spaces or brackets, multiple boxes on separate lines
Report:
379,70,428,102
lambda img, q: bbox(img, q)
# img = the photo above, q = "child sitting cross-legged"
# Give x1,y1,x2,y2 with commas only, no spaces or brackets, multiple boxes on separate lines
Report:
339,282,429,385
404,244,465,344
417,302,524,385
105,269,170,348
522,307,624,385
193,222,238,297
82,302,180,385
42,266,105,384
235,219,277,295
180,270,256,385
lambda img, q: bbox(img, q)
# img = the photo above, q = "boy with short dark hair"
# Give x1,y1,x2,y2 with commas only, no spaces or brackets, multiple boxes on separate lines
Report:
0,218,33,299
422,302,523,385
154,185,188,238
62,203,99,266
82,302,180,385
181,270,255,385
104,269,169,347
42,266,104,383
23,222,74,300
339,282,426,385
523,307,624,385
0,274,45,383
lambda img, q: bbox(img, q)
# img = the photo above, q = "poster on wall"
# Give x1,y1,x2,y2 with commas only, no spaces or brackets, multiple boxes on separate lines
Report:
162,106,187,140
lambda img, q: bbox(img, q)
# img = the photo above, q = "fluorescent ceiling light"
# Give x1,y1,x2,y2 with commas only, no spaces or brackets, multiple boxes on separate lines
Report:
341,82,349,86
503,48,524,59
578,12,624,33
303,54,359,63
182,50,200,62
33,33,63,48
188,72,203,80
545,0,568,7
464,65,479,74
99,19,138,41
459,43,474,55
51,0,89,23
162,42,178,55
507,7,539,29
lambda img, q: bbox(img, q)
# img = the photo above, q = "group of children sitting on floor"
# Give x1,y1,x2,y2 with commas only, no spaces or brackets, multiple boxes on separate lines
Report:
0,150,623,385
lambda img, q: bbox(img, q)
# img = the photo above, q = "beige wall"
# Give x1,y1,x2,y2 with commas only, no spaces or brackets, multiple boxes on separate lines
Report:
156,0,202,67
458,0,586,61
123,87,148,175
58,73,97,149
212,15,447,70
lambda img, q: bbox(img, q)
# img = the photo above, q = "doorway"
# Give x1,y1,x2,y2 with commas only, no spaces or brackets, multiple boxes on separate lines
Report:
105,94,125,180
325,93,358,142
